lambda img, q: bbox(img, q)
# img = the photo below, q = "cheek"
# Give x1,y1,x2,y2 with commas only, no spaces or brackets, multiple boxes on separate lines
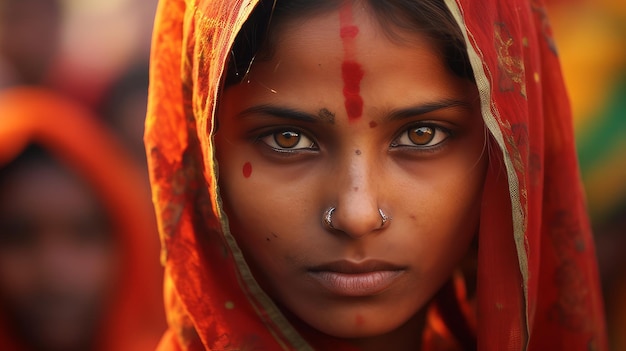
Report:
218,164,318,276
397,158,485,267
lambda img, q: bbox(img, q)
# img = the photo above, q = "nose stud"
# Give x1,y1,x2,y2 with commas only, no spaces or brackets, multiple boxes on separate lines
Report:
322,207,391,230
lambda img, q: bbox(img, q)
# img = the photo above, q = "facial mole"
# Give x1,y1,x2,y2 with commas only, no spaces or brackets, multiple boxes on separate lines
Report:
318,108,336,124
355,149,362,155
369,121,378,128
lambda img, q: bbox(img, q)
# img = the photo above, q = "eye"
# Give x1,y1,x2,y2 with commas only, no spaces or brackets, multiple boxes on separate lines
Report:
391,124,450,148
258,129,317,151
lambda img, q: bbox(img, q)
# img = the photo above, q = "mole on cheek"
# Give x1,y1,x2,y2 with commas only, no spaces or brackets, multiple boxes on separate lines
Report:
242,162,253,178
369,121,378,128
355,149,362,155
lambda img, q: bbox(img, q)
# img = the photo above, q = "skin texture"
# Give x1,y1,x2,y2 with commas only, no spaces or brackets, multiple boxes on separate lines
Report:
215,5,486,351
0,158,118,351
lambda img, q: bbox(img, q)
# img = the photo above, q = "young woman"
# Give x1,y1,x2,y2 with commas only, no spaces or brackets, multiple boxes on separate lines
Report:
145,0,608,349
0,88,165,350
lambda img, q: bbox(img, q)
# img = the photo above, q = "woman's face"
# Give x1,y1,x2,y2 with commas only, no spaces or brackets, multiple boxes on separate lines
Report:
216,4,486,342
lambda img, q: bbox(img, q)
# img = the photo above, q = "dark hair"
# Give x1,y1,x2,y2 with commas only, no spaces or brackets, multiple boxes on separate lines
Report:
225,0,474,87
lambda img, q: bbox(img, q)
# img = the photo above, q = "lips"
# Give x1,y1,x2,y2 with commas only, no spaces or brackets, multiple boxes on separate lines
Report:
307,260,406,297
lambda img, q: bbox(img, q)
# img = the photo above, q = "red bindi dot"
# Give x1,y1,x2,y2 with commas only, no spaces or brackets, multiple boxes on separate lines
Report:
242,162,252,178
355,315,365,326
369,121,378,128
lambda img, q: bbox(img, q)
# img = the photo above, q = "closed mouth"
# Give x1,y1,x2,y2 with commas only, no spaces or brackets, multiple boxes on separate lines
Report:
307,260,406,296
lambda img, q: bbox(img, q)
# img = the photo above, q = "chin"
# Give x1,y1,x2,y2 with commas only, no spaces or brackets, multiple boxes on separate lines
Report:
296,306,415,340
321,325,397,339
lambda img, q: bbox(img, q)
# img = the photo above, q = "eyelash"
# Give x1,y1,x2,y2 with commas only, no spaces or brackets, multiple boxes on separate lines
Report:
255,123,452,154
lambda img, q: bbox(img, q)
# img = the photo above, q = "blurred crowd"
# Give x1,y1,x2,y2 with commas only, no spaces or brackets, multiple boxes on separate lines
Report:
0,0,164,350
546,0,626,349
0,0,624,350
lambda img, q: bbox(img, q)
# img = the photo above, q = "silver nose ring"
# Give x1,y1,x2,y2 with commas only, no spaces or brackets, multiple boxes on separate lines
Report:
322,207,390,230
323,207,336,230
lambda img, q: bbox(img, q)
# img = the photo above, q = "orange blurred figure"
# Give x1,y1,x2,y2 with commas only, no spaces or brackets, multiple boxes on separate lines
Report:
0,87,165,350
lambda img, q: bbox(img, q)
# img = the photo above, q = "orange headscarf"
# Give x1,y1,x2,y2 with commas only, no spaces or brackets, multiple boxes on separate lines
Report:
0,87,165,351
146,0,608,350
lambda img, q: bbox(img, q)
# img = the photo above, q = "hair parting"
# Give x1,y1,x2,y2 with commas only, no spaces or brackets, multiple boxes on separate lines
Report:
224,0,474,87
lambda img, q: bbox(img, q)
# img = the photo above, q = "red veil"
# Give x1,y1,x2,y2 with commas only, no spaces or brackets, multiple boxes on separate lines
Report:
145,0,608,349
0,87,165,351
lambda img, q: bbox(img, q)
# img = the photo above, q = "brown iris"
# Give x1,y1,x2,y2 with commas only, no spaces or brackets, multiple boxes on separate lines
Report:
408,126,435,145
274,131,301,148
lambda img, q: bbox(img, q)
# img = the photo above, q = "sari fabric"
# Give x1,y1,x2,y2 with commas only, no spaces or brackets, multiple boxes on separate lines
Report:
0,87,165,351
145,0,608,349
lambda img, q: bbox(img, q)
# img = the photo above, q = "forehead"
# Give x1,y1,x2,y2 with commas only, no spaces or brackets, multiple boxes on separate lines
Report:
266,6,442,66
229,6,473,116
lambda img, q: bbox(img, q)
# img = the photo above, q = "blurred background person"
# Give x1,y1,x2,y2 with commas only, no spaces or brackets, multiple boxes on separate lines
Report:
0,87,164,351
50,0,156,108
0,0,62,88
98,61,151,168
547,0,626,349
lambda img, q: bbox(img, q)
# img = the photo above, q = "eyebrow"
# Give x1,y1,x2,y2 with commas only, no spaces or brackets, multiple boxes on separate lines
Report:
237,105,321,123
387,99,472,121
237,98,471,123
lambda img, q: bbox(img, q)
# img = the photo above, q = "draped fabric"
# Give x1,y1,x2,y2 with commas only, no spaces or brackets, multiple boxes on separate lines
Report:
0,87,165,351
145,0,608,349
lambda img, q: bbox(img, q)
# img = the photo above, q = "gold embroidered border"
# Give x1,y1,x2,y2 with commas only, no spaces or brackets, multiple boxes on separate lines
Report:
444,0,530,348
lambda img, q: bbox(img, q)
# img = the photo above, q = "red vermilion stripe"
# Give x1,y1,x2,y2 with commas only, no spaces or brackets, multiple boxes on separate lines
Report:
339,2,364,122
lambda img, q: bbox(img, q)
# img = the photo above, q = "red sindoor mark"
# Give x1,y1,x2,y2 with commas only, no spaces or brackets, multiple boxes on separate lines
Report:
242,162,253,178
339,3,364,122
355,314,365,326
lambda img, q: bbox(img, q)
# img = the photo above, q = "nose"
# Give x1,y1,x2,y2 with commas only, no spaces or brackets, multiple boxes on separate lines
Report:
325,154,387,238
